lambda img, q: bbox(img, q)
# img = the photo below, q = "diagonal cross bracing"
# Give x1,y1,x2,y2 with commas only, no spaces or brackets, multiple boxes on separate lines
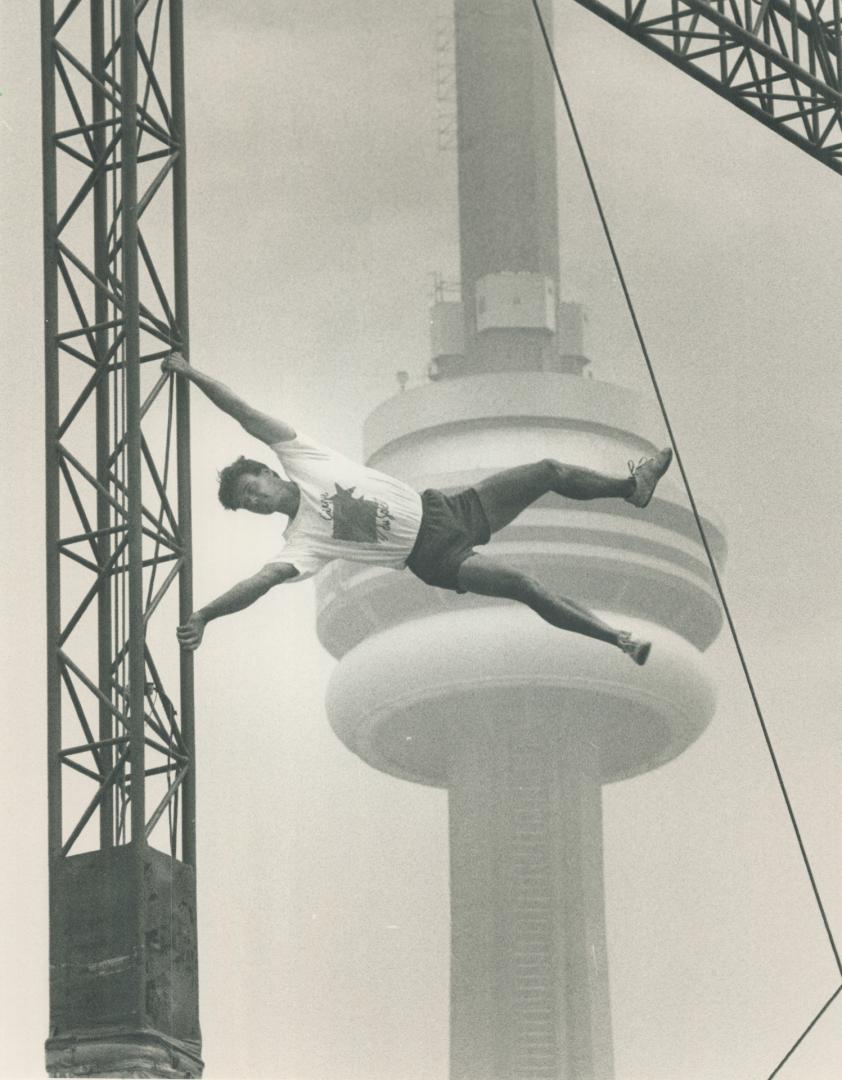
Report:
570,0,842,172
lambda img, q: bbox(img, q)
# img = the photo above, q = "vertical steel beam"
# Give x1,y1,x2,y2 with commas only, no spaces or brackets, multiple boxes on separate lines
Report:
169,0,197,871
41,0,61,865
119,1,148,1031
41,7,67,1065
120,0,145,851
91,0,114,850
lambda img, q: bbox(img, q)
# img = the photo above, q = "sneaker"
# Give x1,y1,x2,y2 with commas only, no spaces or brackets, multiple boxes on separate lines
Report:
625,447,673,508
617,630,652,666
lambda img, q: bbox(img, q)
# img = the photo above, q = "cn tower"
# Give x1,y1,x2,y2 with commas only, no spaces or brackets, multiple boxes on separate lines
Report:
316,2,725,1078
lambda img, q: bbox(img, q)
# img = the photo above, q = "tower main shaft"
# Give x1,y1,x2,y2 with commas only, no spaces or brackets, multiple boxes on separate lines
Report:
448,717,612,1079
454,0,561,372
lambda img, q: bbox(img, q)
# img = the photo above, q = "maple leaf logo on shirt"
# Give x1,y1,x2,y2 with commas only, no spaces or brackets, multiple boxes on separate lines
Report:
329,484,380,543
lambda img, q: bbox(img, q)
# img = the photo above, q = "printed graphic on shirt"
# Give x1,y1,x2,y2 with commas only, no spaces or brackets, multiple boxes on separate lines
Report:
318,484,395,543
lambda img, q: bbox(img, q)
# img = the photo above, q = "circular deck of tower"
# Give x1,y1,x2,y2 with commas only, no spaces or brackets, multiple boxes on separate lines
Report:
316,370,725,787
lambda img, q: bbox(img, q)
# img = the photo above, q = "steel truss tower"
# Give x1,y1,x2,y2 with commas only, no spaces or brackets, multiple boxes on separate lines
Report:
570,0,842,175
41,1,201,1075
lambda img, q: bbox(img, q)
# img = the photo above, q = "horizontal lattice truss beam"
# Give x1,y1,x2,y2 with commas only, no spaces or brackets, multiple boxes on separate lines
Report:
570,0,842,174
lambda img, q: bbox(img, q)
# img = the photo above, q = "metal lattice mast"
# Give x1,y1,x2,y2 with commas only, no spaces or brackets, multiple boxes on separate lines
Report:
569,0,842,174
41,1,201,1075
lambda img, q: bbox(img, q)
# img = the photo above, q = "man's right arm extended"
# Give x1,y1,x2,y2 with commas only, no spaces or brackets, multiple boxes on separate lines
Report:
177,562,299,651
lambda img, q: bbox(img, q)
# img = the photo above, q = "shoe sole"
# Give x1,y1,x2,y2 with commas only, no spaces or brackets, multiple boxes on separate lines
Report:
634,641,652,666
629,447,673,508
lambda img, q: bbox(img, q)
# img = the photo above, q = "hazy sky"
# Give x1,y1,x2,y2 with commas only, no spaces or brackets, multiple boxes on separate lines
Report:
1,2,841,1078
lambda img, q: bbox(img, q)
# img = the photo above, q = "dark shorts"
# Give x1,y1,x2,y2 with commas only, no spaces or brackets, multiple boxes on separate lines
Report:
406,487,491,593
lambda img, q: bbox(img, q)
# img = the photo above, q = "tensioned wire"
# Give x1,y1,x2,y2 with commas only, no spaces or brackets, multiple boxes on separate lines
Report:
528,0,840,984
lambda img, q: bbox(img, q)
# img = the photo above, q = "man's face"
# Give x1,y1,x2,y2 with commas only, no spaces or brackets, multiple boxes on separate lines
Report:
233,468,284,514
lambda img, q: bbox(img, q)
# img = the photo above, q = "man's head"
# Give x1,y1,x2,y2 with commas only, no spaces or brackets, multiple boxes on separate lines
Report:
218,457,290,514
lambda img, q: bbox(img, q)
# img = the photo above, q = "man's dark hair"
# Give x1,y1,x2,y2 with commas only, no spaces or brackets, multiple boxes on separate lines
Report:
217,456,266,510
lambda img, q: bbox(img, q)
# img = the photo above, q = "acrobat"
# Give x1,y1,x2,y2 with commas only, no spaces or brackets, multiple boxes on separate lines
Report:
163,353,672,665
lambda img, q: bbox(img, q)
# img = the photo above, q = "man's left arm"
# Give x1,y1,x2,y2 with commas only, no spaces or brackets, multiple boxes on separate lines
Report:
163,352,296,444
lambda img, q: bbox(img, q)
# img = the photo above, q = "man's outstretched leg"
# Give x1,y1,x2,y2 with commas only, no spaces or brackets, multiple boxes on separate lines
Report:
473,448,672,534
456,553,651,665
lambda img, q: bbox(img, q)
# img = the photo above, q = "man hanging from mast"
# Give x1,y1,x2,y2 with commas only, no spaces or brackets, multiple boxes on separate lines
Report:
164,353,672,665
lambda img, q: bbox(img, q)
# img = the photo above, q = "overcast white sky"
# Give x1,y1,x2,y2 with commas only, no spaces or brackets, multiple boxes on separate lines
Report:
1,2,841,1078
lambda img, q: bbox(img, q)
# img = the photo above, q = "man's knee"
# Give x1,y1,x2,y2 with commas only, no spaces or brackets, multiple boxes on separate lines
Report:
539,458,566,484
505,569,545,603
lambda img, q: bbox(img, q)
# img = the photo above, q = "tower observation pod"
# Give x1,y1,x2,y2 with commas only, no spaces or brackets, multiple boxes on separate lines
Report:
316,1,726,1077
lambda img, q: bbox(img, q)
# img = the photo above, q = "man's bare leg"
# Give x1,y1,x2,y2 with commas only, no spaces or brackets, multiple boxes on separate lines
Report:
456,554,616,644
473,450,672,534
474,459,635,534
456,554,651,663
